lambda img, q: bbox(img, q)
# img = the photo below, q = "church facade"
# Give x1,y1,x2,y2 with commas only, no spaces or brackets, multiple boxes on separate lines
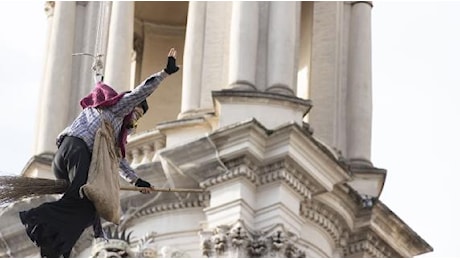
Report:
0,1,432,257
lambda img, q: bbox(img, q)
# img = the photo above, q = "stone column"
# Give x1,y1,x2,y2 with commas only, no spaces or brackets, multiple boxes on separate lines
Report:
346,1,373,165
35,1,76,154
42,1,54,80
266,1,299,95
104,1,134,91
228,2,259,90
33,1,55,153
180,1,206,118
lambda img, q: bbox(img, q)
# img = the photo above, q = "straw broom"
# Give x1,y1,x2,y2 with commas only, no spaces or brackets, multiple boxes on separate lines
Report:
0,175,204,206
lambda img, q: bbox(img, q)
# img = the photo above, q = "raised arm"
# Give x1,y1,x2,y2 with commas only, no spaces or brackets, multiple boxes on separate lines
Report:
110,48,180,117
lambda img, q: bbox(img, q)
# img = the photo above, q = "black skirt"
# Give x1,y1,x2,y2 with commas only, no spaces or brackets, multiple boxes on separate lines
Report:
19,136,98,257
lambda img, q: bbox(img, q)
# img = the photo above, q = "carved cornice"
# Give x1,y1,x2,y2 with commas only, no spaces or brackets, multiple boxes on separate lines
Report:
370,201,433,257
300,199,349,248
200,221,306,258
129,192,210,220
343,230,399,257
258,158,322,198
212,90,312,115
200,156,322,201
300,197,403,257
200,156,258,189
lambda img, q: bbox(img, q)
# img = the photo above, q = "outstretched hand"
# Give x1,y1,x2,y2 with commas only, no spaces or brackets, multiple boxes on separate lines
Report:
168,48,177,59
164,48,180,75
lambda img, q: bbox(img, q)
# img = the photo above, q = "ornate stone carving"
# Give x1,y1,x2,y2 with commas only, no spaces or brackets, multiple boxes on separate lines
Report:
200,156,322,200
300,200,349,248
258,159,320,198
134,192,209,218
90,226,189,258
200,221,306,258
200,156,258,189
91,226,134,258
343,231,399,258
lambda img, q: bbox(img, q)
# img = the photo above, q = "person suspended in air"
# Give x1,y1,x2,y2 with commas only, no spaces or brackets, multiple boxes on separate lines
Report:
19,48,180,258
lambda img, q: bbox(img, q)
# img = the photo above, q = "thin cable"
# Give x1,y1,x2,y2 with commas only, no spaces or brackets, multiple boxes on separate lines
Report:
95,2,104,56
93,2,106,82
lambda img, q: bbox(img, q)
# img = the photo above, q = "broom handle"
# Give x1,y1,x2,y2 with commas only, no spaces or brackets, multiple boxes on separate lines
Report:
120,186,204,193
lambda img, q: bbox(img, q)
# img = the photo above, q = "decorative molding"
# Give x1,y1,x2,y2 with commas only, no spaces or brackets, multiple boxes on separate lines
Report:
343,230,399,258
199,157,258,189
127,192,210,220
200,156,322,201
89,226,189,258
258,159,319,198
212,89,312,114
91,226,133,258
300,199,401,258
371,201,433,257
200,221,306,258
300,199,349,249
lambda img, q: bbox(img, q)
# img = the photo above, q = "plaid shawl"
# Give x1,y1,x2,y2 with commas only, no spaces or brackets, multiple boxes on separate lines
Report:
80,82,132,157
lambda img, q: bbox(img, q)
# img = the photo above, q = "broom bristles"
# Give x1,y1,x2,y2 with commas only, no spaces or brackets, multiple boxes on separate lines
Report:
0,176,69,205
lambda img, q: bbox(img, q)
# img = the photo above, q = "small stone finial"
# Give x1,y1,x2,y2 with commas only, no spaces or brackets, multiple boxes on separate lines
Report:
44,1,55,17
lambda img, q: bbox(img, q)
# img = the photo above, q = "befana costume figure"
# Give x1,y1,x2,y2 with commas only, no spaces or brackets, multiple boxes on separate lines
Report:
19,48,180,258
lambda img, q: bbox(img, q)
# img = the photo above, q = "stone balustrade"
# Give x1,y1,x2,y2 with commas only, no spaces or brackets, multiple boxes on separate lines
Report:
125,129,166,168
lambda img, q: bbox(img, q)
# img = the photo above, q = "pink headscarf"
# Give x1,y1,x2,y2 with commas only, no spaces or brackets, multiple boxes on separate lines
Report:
80,82,126,108
80,82,132,157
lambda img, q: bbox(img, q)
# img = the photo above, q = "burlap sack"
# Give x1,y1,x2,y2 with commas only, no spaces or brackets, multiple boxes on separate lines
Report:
80,119,121,224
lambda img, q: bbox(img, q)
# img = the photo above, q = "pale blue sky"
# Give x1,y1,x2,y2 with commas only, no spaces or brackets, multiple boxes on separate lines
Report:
0,1,459,257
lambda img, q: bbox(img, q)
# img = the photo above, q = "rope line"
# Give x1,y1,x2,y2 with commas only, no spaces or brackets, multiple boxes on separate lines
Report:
71,2,106,83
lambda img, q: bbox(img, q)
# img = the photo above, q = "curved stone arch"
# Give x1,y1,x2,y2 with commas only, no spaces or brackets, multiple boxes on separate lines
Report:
300,199,350,256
